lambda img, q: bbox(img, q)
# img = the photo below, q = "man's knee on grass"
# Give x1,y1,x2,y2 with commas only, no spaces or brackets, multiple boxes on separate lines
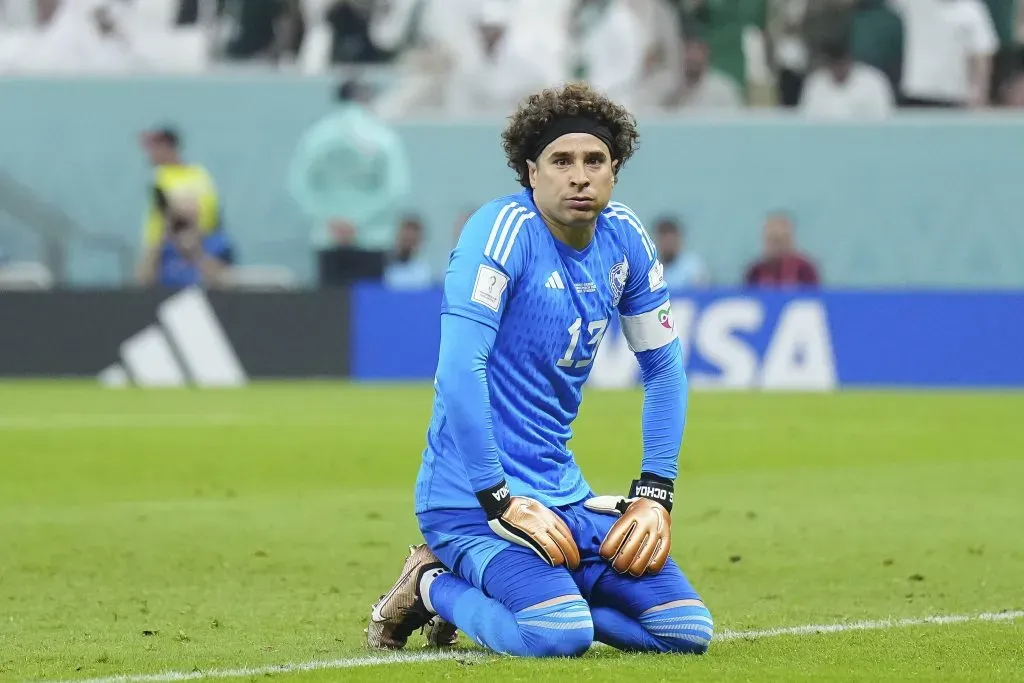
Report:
638,599,713,654
513,595,594,658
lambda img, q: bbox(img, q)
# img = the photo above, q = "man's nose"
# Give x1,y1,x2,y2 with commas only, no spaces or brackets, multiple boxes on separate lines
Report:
569,161,590,187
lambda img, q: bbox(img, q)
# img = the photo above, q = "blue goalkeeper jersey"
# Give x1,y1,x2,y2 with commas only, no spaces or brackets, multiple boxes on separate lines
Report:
415,188,683,514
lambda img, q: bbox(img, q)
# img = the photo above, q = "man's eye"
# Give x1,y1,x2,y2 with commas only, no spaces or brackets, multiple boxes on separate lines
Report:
554,158,571,166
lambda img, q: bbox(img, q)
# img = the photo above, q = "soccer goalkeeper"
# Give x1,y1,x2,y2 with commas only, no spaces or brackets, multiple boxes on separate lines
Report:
366,82,712,658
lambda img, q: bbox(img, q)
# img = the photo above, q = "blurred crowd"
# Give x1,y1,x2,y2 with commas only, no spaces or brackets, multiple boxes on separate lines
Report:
2,0,1024,115
2,0,1023,294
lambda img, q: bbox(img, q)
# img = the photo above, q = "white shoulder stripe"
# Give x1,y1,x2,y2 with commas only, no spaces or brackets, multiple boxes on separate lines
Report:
607,210,654,260
483,202,518,258
490,205,526,260
609,201,640,223
499,211,535,265
607,202,657,257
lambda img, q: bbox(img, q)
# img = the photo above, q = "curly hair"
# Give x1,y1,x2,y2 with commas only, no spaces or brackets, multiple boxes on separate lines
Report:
501,82,640,188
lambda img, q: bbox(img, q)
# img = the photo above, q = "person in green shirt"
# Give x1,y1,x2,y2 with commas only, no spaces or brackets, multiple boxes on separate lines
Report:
848,0,905,94
680,0,767,97
288,79,412,287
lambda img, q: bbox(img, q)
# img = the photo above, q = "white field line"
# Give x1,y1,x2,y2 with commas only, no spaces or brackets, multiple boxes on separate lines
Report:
41,610,1024,683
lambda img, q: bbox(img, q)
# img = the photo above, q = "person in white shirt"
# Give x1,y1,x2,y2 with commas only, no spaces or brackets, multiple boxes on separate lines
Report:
799,35,895,120
628,0,686,110
664,34,743,111
443,0,569,116
892,0,998,107
573,0,649,111
8,0,148,75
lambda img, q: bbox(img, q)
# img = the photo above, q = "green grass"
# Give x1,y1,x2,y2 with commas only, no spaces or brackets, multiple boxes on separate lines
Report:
1,383,1023,682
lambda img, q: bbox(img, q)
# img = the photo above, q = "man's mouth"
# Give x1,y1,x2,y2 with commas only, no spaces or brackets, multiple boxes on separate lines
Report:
567,196,595,209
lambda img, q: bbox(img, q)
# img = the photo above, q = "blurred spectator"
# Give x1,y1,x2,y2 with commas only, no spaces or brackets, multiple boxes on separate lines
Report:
629,0,686,109
573,0,648,109
176,0,223,25
654,218,710,288
767,0,812,106
681,0,768,100
799,33,895,119
384,216,434,290
848,0,905,96
325,0,393,64
1000,70,1024,106
6,0,149,74
893,0,998,108
138,126,222,263
445,0,568,115
664,33,743,110
980,0,1023,102
744,212,820,288
288,79,411,287
135,187,235,290
220,0,304,63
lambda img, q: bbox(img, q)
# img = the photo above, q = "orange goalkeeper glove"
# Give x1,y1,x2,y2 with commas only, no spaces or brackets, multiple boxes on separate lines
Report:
477,479,581,570
584,474,673,577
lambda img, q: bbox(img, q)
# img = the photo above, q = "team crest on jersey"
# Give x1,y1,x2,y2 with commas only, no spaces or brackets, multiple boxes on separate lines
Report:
609,257,629,307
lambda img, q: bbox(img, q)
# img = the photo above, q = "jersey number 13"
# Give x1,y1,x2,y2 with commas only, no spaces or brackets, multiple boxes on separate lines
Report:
557,317,609,369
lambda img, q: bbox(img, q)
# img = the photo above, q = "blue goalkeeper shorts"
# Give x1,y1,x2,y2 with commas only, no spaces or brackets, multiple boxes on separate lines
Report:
416,495,701,608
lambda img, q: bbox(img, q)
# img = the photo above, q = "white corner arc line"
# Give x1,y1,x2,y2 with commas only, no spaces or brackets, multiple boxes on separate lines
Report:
42,611,1024,683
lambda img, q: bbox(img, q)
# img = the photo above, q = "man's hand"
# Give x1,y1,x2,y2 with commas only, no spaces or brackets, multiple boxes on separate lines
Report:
584,475,674,577
477,480,580,569
329,219,357,246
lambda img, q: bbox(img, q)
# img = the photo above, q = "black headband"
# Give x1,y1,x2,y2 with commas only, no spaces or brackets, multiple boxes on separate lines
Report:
529,116,617,162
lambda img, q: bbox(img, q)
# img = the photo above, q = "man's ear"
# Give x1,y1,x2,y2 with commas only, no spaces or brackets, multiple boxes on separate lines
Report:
527,160,538,189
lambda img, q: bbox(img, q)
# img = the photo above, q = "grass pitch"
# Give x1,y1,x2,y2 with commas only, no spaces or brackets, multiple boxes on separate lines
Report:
1,383,1022,682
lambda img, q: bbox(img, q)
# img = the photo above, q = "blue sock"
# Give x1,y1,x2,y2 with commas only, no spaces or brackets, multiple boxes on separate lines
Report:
428,572,526,653
591,606,665,652
428,573,593,657
592,603,713,654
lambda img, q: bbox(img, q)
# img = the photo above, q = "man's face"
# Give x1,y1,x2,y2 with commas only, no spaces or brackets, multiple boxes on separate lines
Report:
478,23,505,54
93,6,117,36
828,58,852,83
528,133,617,230
684,42,709,82
763,216,794,258
656,225,680,260
143,137,176,165
396,221,422,254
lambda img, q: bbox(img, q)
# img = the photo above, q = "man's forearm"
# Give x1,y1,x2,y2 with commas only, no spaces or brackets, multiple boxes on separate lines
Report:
435,313,506,493
636,338,687,481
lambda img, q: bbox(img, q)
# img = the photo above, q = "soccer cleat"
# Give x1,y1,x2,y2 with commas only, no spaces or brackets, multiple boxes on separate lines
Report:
423,615,459,648
366,544,447,650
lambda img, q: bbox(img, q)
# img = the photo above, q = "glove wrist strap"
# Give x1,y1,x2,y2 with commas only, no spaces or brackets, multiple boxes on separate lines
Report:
630,475,674,513
476,479,511,520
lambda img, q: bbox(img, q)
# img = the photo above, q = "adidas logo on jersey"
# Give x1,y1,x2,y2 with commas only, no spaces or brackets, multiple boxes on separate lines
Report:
545,271,565,290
